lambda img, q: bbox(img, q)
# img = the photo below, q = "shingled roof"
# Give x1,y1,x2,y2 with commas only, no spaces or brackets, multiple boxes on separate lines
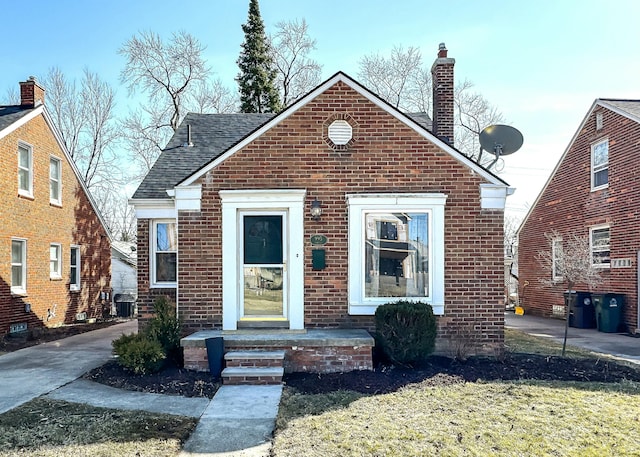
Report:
132,113,274,199
133,110,433,200
0,105,36,133
599,99,640,121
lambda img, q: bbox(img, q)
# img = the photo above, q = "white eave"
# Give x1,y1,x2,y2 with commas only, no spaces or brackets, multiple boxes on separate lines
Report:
129,197,176,219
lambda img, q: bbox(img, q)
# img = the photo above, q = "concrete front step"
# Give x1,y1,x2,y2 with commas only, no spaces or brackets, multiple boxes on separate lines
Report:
224,350,286,368
222,367,284,385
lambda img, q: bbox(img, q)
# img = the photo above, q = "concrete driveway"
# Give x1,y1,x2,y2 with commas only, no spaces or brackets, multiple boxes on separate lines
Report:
0,320,137,414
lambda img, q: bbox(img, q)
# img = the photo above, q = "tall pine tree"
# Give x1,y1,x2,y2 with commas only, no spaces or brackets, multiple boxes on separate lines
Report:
237,0,281,113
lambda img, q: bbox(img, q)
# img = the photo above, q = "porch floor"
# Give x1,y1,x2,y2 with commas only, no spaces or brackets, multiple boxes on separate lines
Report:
181,328,375,374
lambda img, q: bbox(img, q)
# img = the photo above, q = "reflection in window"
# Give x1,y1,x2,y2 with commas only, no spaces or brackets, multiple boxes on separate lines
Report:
364,212,429,298
591,139,609,189
155,222,177,283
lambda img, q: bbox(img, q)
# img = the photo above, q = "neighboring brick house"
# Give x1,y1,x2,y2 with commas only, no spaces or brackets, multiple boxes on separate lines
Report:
518,99,640,333
131,45,513,365
0,78,112,336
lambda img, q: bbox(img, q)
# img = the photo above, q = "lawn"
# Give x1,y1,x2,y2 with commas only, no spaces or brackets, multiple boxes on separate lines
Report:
273,330,640,457
0,398,196,457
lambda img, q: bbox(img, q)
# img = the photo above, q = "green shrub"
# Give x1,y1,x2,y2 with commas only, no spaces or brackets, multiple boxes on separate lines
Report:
112,333,165,374
145,296,182,365
374,300,437,365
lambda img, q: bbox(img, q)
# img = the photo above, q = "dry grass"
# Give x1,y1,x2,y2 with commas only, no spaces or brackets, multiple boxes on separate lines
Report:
274,329,640,457
274,380,640,457
0,398,196,457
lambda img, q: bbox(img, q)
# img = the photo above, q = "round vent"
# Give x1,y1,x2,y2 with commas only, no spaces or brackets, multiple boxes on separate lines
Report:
328,120,353,145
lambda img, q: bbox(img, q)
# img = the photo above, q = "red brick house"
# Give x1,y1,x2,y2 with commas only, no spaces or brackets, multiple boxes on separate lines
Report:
131,45,513,375
0,78,112,337
518,99,640,333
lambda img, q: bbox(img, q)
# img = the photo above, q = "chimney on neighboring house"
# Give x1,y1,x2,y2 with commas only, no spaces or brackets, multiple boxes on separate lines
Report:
19,76,45,107
431,43,455,145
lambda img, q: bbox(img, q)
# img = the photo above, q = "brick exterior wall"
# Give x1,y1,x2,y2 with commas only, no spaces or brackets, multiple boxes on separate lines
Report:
0,110,111,336
431,45,455,145
519,104,640,332
183,344,372,374
137,81,506,356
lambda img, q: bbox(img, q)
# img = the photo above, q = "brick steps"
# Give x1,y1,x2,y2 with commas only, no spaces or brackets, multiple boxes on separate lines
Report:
221,350,285,385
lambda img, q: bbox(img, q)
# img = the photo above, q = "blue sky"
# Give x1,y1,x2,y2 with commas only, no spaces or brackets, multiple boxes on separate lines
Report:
3,0,640,219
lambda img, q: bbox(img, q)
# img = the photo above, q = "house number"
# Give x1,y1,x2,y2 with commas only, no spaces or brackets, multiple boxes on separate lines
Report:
310,234,328,245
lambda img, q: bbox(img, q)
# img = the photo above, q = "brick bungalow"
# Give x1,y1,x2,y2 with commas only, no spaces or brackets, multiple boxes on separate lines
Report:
519,99,640,334
131,45,513,377
0,78,112,337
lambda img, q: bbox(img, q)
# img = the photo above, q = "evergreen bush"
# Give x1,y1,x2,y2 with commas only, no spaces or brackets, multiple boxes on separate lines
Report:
374,300,437,365
112,333,165,374
145,296,183,365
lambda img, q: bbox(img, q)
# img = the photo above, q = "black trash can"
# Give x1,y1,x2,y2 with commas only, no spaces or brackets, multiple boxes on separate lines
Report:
205,337,224,378
593,293,624,333
565,291,596,329
113,293,136,318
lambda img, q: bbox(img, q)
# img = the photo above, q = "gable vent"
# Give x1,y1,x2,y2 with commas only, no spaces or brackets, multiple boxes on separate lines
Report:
328,120,353,145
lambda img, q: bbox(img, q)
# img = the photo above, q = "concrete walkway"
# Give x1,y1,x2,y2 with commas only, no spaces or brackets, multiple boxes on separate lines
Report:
505,312,640,365
0,320,283,456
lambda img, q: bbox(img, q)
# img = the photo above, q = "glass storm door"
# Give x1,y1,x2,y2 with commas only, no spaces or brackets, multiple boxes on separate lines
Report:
240,212,287,320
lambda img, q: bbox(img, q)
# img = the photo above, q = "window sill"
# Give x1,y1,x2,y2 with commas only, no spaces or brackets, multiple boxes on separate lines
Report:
18,192,34,200
11,290,27,297
151,283,177,289
50,276,63,281
591,185,609,192
70,286,80,293
349,301,444,316
50,201,62,208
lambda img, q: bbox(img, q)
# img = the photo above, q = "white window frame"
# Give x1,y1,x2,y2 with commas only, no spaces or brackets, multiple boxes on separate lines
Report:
49,243,62,279
11,238,27,295
50,156,62,205
347,193,447,316
18,142,33,197
552,237,563,281
591,139,609,191
590,224,611,268
151,219,178,288
70,245,81,291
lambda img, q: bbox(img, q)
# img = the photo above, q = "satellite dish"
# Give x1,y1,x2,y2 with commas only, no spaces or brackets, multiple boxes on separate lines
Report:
478,124,523,170
479,124,523,157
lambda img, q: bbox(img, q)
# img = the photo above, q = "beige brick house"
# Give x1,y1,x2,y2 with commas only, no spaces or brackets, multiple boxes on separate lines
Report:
519,99,640,333
131,45,512,374
0,78,111,336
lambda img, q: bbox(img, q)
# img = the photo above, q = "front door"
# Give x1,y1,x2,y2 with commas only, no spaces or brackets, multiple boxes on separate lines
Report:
240,212,287,323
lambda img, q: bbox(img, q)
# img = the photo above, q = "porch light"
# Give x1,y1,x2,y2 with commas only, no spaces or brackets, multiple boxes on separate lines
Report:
310,198,322,220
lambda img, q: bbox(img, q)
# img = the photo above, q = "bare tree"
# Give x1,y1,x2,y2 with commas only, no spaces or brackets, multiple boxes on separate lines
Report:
455,79,505,170
120,106,173,180
357,46,504,167
119,30,209,132
270,18,322,107
358,45,424,110
189,79,238,114
537,231,603,355
1,86,19,104
119,30,237,178
41,67,128,239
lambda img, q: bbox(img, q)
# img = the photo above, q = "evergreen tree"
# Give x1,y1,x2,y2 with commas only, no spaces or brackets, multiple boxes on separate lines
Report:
236,0,281,113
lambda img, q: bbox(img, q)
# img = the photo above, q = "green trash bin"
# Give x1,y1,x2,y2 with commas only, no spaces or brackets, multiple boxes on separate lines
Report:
593,293,624,333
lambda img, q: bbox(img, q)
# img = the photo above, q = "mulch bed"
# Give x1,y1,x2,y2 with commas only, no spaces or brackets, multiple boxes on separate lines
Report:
83,360,220,398
283,354,640,395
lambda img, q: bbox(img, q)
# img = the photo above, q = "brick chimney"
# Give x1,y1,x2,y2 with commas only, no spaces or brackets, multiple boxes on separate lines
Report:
431,43,455,145
19,76,45,107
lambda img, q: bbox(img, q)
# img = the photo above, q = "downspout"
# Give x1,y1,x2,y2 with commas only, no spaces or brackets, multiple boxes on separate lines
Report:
637,251,639,333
